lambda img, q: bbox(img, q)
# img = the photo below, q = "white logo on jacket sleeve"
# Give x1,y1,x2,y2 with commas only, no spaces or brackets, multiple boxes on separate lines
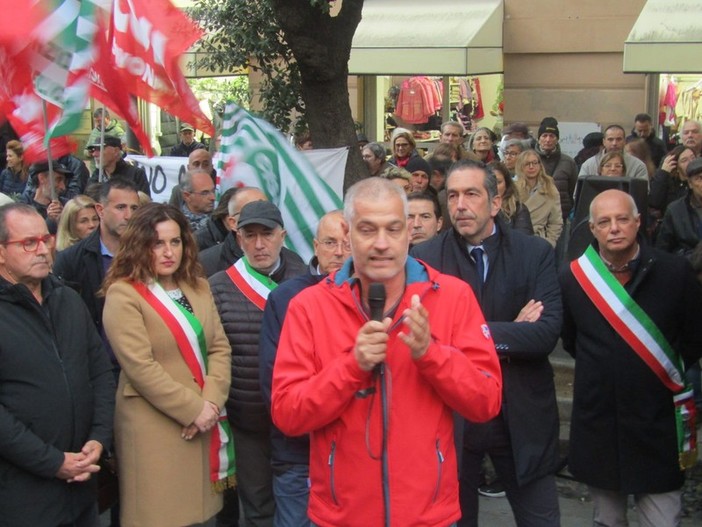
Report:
481,324,491,340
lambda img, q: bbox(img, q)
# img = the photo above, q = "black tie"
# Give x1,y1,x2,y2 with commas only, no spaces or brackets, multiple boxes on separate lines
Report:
471,247,485,286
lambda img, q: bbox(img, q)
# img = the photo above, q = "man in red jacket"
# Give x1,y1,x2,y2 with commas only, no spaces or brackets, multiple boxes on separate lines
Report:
271,177,502,527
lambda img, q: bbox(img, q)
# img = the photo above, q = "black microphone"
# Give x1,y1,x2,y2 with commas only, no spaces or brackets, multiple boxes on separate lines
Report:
368,283,386,376
368,282,386,322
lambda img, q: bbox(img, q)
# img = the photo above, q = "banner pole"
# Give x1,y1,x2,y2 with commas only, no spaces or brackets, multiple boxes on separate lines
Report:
41,99,56,201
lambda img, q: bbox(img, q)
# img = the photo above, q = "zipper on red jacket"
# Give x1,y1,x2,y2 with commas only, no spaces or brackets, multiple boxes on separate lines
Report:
328,440,339,505
432,439,445,503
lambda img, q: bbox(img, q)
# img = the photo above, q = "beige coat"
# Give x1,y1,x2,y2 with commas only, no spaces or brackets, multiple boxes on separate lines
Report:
103,278,231,527
520,185,563,247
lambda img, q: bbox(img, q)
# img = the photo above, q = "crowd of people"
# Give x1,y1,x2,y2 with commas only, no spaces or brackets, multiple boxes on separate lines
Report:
0,111,701,527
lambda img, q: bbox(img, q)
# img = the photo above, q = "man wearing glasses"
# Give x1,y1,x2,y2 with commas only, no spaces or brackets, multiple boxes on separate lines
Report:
0,203,115,527
259,210,350,527
180,169,216,231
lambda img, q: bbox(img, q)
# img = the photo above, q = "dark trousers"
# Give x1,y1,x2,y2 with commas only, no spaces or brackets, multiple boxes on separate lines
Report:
224,425,275,527
216,486,240,527
458,415,560,527
57,503,99,527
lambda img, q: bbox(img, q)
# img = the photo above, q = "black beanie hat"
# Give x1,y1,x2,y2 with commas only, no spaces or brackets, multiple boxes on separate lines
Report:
582,132,604,149
538,117,560,139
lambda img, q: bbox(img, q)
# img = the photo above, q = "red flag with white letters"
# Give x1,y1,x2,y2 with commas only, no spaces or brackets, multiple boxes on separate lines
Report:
89,20,154,156
109,0,214,136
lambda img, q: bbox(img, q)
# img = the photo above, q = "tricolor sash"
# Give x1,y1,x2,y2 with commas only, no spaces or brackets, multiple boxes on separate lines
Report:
225,257,278,310
132,281,236,490
571,246,697,469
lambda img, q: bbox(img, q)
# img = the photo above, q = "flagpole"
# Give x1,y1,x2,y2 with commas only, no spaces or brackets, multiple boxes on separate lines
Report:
98,103,106,182
41,99,56,202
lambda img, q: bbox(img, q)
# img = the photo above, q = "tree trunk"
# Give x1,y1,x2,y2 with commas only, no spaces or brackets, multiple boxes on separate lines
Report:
268,0,368,193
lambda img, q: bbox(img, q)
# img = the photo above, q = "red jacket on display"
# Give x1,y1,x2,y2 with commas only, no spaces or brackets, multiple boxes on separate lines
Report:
272,258,502,527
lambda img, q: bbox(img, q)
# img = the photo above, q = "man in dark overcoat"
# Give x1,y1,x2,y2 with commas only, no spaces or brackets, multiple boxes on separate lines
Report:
560,189,702,526
412,159,562,526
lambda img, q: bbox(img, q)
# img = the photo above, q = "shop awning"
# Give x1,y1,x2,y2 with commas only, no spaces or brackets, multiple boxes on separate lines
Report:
624,0,702,73
349,0,503,76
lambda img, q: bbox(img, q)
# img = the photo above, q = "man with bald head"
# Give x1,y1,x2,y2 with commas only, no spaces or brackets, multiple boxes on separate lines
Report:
560,189,702,527
199,187,304,276
259,210,351,526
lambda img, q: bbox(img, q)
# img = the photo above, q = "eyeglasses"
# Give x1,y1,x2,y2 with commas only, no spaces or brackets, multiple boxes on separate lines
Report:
1,234,55,252
319,239,351,251
524,161,540,167
603,163,623,170
191,189,215,197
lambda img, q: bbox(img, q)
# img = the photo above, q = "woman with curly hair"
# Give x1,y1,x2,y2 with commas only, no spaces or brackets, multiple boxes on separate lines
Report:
55,195,99,250
102,203,234,527
488,161,533,235
514,150,563,247
0,140,29,197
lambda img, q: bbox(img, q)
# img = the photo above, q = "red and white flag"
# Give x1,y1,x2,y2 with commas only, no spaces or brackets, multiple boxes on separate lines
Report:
109,0,214,136
89,18,154,156
0,1,74,162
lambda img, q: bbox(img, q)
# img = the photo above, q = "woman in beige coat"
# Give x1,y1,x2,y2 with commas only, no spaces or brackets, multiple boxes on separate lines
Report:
514,149,563,247
103,203,233,527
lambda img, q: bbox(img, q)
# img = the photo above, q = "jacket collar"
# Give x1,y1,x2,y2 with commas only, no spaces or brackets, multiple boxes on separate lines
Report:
536,143,561,159
84,228,103,255
589,236,655,294
333,255,430,288
0,273,61,305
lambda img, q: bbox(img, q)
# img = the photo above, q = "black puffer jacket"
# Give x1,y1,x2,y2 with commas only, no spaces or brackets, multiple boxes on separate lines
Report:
0,275,115,526
209,252,306,432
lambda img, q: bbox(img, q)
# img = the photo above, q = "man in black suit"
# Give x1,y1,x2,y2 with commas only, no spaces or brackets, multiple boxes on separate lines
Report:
411,159,562,526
